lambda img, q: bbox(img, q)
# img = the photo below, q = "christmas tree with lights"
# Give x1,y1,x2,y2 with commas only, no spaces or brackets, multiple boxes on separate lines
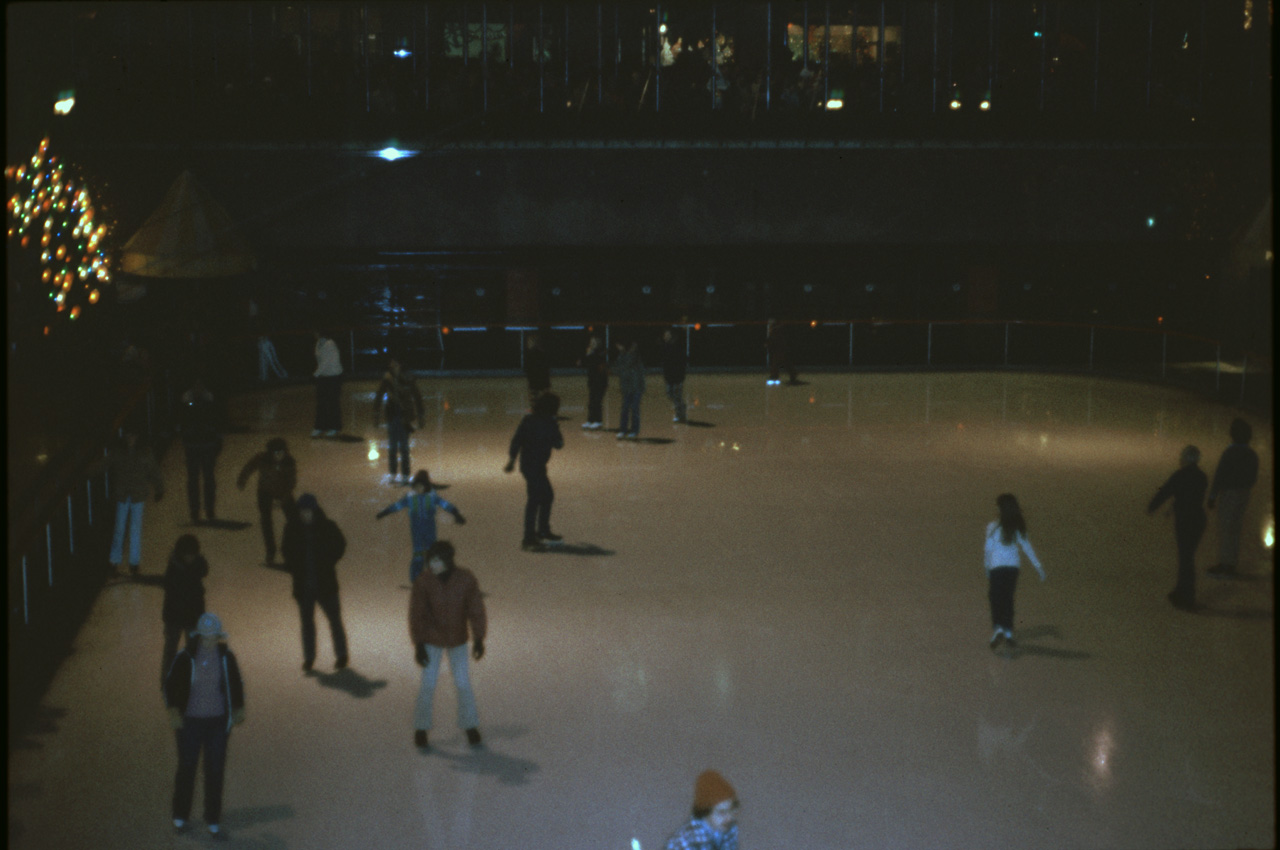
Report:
6,136,114,337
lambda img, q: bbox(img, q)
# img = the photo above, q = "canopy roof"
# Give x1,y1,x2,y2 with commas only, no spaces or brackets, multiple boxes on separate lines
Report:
121,170,256,278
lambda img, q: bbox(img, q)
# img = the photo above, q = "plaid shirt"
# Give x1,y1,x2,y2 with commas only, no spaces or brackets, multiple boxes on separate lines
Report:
663,820,738,850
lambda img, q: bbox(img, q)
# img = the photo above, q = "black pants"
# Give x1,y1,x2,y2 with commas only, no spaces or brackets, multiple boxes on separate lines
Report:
522,468,554,540
297,594,348,665
314,375,342,432
173,715,230,824
987,567,1020,631
161,625,194,689
257,491,296,562
587,381,607,424
1172,514,1206,604
184,444,218,521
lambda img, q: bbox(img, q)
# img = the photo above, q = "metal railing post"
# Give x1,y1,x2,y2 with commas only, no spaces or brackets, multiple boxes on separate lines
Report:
349,330,356,374
67,494,74,555
87,478,93,525
848,323,854,366
1214,344,1221,392
1160,332,1167,379
1089,326,1095,370
519,329,525,371
23,555,29,625
46,523,53,586
1004,322,1010,366
1239,352,1247,404
685,324,691,362
926,323,933,366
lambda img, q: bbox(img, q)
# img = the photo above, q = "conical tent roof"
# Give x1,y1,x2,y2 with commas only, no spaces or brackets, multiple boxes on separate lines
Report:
121,170,256,278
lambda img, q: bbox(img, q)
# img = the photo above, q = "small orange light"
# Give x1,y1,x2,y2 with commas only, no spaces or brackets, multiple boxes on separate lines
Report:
89,289,99,303
43,326,51,335
1157,316,1164,324
810,320,817,327
694,323,702,331
442,326,450,335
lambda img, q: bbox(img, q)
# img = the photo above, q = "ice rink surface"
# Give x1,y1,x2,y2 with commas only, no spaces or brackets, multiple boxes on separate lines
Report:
7,372,1275,850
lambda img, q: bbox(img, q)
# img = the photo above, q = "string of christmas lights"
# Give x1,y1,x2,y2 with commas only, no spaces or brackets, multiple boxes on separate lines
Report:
6,136,113,334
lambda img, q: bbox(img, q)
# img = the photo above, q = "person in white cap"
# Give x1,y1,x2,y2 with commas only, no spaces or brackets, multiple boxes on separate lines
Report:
163,612,245,838
663,769,740,850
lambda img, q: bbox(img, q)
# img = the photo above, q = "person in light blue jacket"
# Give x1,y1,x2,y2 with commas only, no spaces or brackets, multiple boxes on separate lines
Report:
377,470,466,583
983,493,1046,649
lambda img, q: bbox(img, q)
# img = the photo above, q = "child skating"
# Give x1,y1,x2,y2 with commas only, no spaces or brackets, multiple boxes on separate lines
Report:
983,493,1046,648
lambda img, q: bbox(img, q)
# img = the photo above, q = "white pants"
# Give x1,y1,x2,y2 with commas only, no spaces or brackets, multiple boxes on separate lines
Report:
414,644,478,732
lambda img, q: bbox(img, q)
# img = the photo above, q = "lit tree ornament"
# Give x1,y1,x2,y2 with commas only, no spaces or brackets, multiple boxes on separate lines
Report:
6,136,115,331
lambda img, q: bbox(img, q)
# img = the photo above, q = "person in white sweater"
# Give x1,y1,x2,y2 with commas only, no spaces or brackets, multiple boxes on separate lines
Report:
983,494,1046,649
311,329,344,436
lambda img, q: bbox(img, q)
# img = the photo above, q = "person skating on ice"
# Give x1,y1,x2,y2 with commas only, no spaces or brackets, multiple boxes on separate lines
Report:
376,470,466,583
409,541,486,750
505,392,565,550
373,356,424,484
1206,418,1259,576
662,770,740,850
311,329,344,436
765,317,799,385
613,337,645,439
580,334,609,429
178,376,222,524
103,429,165,577
281,493,350,671
660,327,688,423
164,612,245,838
1148,445,1208,611
236,437,298,566
983,494,1046,648
160,534,208,691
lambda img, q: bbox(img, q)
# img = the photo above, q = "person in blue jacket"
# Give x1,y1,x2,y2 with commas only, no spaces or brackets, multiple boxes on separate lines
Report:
376,470,466,583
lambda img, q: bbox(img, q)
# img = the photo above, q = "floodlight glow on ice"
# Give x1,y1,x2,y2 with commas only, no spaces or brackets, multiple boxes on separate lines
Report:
54,95,76,115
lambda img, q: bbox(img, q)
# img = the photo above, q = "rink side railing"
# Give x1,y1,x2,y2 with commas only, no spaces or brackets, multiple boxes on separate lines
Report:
7,317,1269,734
253,318,1268,411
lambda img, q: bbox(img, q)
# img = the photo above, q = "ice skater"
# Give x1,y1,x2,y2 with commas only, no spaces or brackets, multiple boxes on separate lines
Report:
523,332,551,406
282,493,350,670
164,612,245,838
662,770,740,850
374,356,424,484
160,534,208,691
236,437,298,567
105,429,165,577
983,494,1046,648
376,470,467,583
1207,418,1259,576
178,376,222,524
613,337,645,439
1148,445,1208,611
660,327,688,423
581,334,608,429
311,329,344,436
409,541,486,750
504,391,565,550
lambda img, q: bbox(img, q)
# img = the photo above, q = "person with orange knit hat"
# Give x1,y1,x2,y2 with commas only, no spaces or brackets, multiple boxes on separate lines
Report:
662,770,739,850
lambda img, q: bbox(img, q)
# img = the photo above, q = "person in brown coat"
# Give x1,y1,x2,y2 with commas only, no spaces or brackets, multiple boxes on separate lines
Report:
408,540,486,750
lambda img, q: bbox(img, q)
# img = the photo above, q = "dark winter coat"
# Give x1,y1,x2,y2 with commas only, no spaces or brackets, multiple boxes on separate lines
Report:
374,370,424,425
105,441,165,503
162,553,208,629
615,348,646,396
661,338,687,384
508,413,564,475
585,348,609,391
165,643,245,732
524,346,551,391
179,386,221,450
1148,465,1209,525
237,451,298,498
281,510,347,600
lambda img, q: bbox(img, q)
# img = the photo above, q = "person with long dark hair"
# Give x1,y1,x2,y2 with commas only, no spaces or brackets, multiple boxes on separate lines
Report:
1148,445,1209,611
983,494,1046,649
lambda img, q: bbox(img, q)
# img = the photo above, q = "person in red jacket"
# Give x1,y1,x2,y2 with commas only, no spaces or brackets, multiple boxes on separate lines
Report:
408,540,486,750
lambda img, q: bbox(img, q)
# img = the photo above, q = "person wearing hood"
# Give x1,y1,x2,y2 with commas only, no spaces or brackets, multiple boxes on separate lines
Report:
408,541,486,750
281,493,349,671
161,534,209,690
237,437,298,566
376,469,466,583
164,612,245,838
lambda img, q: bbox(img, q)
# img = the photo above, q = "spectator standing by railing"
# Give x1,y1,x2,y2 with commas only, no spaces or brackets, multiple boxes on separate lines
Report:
660,328,688,424
580,334,608,430
105,429,165,577
311,329,343,437
613,338,645,439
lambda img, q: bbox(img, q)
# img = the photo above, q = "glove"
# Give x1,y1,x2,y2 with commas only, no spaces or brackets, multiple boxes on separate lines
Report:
415,644,428,667
503,460,515,474
376,508,391,520
168,707,184,730
453,511,467,526
472,640,485,661
232,708,246,726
